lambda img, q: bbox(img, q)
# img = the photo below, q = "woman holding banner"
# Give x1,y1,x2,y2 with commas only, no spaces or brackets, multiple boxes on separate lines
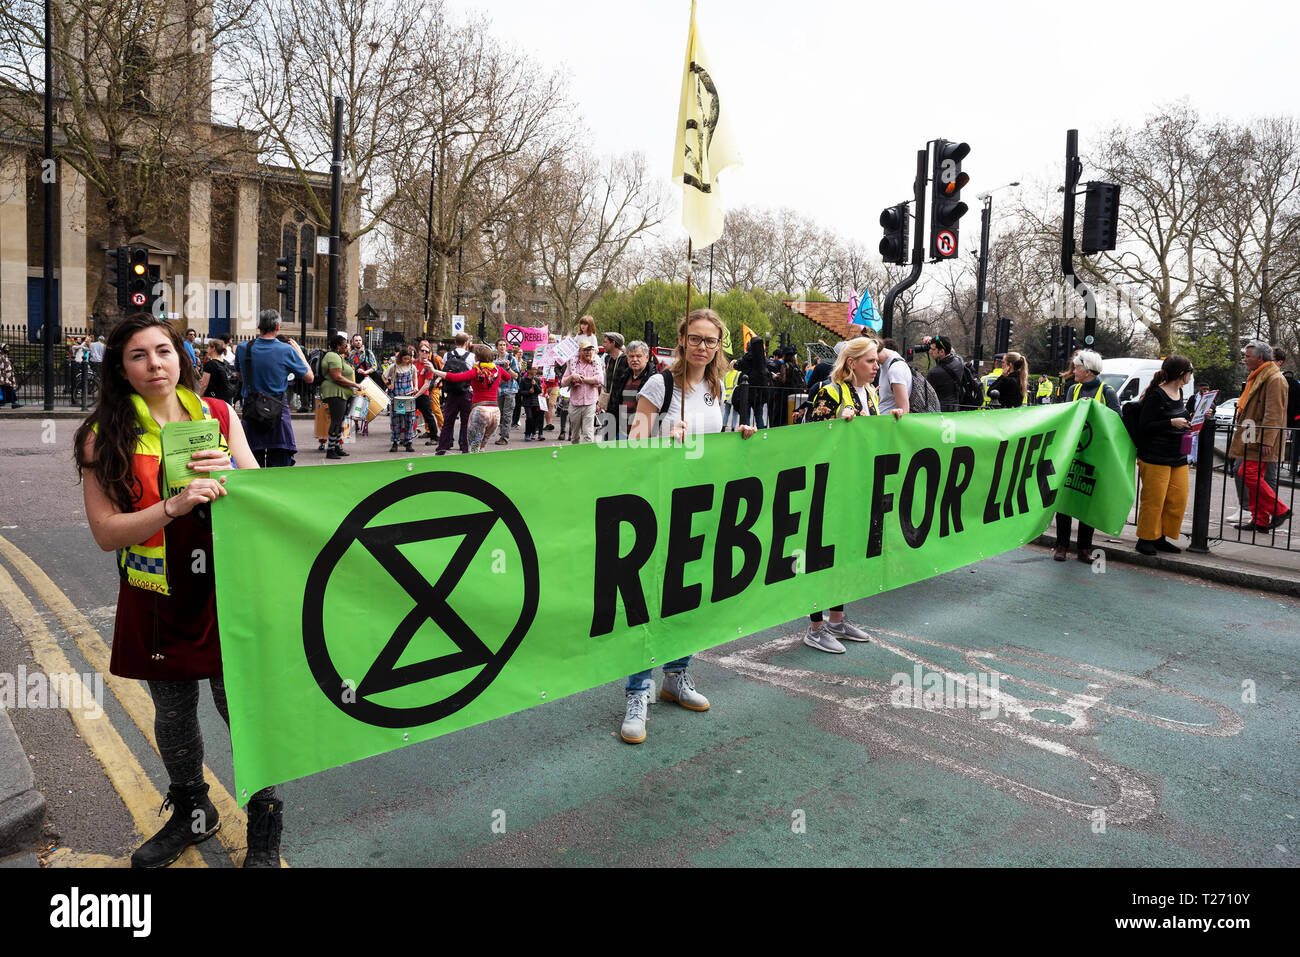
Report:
1054,349,1121,562
619,309,758,744
800,337,901,653
74,313,285,868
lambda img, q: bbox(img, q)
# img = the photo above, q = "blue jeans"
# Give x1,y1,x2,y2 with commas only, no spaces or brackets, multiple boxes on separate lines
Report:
722,401,739,431
626,656,692,693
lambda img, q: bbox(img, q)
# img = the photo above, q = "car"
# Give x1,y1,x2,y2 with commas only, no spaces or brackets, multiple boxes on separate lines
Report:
1213,397,1238,427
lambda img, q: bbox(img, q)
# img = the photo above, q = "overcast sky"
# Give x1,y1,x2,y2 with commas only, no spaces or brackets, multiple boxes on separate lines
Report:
451,0,1294,249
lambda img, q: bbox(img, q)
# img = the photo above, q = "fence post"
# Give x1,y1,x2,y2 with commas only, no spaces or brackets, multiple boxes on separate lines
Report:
1187,417,1216,553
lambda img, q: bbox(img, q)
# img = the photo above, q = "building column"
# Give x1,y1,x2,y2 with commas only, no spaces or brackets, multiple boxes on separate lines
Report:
58,159,88,330
0,149,27,326
232,178,259,333
187,176,211,332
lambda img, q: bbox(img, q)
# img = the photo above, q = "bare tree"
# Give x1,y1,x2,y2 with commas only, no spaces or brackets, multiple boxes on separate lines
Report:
228,0,448,323
1,0,254,313
533,151,664,328
1087,102,1225,352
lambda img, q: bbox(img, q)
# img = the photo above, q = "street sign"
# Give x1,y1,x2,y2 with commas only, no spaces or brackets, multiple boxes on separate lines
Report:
316,236,330,255
935,230,956,257
131,292,146,306
451,315,466,336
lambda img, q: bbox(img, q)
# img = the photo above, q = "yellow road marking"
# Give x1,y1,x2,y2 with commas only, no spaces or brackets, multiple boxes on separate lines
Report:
44,848,129,868
0,560,204,867
1,537,292,868
0,534,255,865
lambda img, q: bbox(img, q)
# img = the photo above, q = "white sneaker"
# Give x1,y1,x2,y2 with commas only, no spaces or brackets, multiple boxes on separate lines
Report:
827,619,873,642
660,671,710,711
620,692,649,744
803,625,846,654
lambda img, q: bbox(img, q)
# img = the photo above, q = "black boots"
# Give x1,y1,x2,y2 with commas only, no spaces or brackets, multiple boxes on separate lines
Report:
131,781,221,868
243,796,284,868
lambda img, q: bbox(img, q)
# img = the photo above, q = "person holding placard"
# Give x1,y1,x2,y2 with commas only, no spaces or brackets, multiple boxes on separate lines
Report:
74,313,285,868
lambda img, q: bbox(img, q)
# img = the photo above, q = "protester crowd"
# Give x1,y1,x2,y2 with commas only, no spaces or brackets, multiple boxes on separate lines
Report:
71,306,1299,871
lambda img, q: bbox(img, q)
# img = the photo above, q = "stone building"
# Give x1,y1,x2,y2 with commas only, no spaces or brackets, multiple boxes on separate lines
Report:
0,6,358,340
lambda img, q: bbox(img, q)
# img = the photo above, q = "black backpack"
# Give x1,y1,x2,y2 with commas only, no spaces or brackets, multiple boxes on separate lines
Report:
1121,399,1142,443
885,356,942,414
441,349,470,394
955,361,985,409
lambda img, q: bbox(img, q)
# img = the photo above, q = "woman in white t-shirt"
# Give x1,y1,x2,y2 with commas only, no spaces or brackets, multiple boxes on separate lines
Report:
802,337,903,654
618,309,756,745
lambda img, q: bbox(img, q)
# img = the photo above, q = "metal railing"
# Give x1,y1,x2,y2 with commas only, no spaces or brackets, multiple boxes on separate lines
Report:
1187,416,1297,552
1,325,331,409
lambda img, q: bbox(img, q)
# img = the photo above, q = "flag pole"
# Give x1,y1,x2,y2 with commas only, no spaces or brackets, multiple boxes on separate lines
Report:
685,238,693,317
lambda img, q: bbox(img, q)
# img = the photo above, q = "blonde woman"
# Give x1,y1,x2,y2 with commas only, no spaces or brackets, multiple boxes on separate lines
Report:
802,336,901,652
620,309,757,744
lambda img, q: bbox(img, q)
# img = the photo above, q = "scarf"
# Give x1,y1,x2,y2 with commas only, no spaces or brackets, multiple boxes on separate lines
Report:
1236,360,1276,418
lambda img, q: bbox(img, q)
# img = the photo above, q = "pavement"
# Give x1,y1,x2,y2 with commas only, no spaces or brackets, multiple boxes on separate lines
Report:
2,406,1298,865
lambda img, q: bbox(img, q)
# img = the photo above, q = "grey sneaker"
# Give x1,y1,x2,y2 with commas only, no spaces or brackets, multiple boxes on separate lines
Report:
827,619,873,642
660,671,710,711
620,692,649,743
803,625,846,654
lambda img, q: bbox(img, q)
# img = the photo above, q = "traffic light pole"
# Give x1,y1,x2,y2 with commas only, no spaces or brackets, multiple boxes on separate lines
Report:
974,196,992,367
1061,129,1097,346
326,96,343,341
42,0,54,411
883,148,928,339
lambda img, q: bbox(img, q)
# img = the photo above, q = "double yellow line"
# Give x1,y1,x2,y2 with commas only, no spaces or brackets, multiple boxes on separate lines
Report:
0,534,266,867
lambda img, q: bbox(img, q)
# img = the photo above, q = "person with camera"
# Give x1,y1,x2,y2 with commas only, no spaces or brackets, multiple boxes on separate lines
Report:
233,310,313,468
74,313,285,868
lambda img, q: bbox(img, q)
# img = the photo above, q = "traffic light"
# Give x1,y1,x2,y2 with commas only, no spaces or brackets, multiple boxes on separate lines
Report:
929,139,970,261
1081,181,1120,254
106,247,130,311
1003,316,1015,351
878,203,909,265
996,316,1014,354
1047,324,1060,368
1063,325,1077,361
125,246,151,313
275,255,296,315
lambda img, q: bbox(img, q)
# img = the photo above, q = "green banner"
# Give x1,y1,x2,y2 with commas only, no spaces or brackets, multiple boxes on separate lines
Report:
212,400,1134,800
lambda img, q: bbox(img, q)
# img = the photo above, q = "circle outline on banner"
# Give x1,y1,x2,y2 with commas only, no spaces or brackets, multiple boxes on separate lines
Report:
505,327,524,347
303,470,540,728
936,230,956,257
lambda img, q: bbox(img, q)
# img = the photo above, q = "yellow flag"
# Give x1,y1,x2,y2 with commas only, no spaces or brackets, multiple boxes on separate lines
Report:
672,0,742,249
741,323,755,352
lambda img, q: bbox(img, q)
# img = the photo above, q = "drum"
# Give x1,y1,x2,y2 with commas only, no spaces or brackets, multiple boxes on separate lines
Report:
356,377,389,422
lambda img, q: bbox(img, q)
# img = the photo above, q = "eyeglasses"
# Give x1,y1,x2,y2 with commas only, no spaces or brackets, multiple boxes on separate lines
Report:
419,348,431,353
686,334,721,349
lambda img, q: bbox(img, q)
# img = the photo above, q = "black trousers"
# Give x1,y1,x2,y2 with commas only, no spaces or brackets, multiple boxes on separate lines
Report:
325,396,347,451
415,393,436,436
1056,513,1094,553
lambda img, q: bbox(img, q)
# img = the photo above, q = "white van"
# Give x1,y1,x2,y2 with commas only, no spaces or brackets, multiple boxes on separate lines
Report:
1099,358,1194,405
